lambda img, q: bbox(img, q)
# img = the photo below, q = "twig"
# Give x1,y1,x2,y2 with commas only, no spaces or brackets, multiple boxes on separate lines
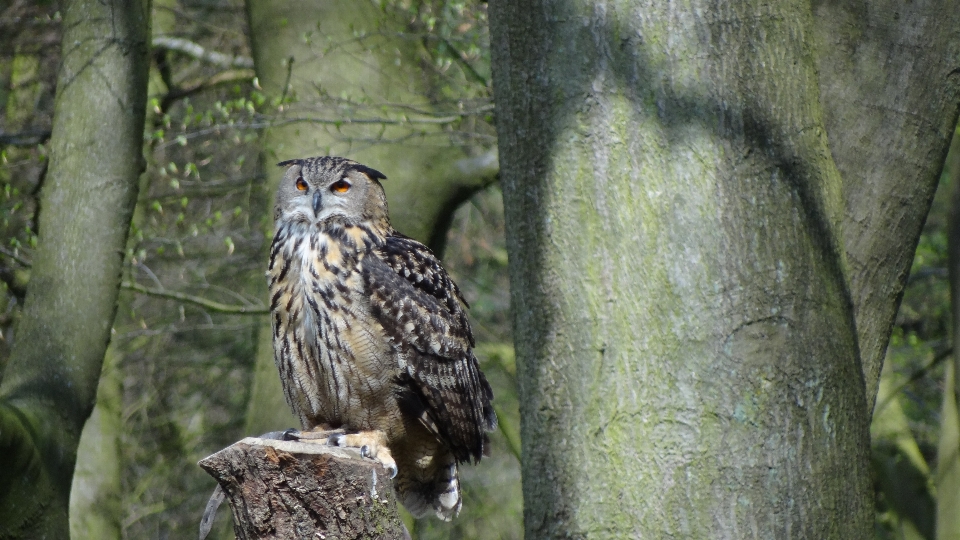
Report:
438,37,487,87
121,281,268,315
0,247,32,267
280,56,294,104
159,68,256,111
152,36,253,69
875,346,953,414
0,129,51,146
908,266,948,283
492,403,521,463
156,113,495,149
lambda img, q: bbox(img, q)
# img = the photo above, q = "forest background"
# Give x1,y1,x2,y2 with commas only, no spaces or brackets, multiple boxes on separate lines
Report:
0,1,958,539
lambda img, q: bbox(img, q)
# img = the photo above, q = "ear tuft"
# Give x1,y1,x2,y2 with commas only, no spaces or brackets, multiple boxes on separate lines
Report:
352,164,387,181
277,159,302,168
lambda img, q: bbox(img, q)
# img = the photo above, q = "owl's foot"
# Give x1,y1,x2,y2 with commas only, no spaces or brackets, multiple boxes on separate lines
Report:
329,430,398,479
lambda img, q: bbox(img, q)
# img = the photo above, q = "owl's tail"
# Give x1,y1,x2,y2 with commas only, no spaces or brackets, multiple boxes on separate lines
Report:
399,455,461,521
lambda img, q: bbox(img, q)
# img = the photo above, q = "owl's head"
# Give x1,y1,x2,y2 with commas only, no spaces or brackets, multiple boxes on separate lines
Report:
275,156,389,229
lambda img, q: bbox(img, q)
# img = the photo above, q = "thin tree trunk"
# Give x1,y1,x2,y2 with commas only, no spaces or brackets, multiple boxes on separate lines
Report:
0,1,149,537
68,347,124,540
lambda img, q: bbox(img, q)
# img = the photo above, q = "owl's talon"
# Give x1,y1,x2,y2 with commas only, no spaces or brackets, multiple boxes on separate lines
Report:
324,430,397,477
281,428,301,441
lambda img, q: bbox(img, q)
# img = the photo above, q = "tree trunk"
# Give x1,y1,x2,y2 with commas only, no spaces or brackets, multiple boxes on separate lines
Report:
815,0,960,413
198,437,407,540
68,347,124,540
0,0,149,537
488,0,960,537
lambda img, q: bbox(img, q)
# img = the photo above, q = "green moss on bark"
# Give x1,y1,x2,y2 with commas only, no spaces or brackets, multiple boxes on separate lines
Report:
490,0,875,537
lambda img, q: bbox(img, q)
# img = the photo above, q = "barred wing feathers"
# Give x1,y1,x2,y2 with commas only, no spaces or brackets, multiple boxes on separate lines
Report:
364,233,496,463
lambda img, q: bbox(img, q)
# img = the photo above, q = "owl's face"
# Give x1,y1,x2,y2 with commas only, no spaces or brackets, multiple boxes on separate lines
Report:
275,156,389,227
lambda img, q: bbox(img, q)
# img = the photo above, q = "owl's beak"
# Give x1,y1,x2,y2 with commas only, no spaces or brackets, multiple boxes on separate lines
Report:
312,190,322,215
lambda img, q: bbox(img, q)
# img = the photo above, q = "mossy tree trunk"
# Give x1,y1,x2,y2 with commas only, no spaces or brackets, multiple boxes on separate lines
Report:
0,0,150,538
489,0,960,538
243,0,497,437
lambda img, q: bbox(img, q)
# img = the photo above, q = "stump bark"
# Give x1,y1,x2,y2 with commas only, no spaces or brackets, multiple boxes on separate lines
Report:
198,437,407,539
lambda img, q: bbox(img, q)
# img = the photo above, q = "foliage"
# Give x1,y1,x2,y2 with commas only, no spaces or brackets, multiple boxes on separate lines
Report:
0,2,59,373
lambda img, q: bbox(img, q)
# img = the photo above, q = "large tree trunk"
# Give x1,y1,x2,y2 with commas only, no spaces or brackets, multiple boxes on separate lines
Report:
0,0,150,537
489,0,960,538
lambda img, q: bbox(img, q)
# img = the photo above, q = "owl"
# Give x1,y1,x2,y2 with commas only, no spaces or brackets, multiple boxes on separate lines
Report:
267,156,497,520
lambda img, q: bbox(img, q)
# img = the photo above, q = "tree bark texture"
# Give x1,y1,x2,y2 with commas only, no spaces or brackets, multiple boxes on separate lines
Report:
489,0,959,538
243,0,497,439
0,1,150,538
198,437,406,540
815,0,960,413
68,347,123,540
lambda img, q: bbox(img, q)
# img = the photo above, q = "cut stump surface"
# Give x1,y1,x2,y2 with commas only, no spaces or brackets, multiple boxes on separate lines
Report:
199,437,406,539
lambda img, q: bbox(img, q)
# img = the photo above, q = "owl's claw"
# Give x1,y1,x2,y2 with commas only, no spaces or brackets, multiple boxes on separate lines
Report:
328,430,397,478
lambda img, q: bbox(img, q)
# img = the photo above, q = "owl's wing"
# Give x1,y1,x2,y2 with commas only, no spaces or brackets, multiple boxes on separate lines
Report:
363,233,496,463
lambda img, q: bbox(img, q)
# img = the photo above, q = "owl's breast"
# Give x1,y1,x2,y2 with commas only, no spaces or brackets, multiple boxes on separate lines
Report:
268,226,398,430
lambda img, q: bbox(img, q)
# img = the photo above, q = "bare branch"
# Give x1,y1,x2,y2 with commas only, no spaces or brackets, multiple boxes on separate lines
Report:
0,129,52,146
159,68,256,111
152,36,253,69
121,281,268,315
0,247,32,267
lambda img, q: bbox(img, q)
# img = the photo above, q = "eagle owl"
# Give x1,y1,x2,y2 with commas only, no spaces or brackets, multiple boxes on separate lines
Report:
267,156,496,520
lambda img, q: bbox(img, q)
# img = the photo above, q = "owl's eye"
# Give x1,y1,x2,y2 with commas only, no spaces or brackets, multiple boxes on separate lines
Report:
330,180,351,193
295,177,309,191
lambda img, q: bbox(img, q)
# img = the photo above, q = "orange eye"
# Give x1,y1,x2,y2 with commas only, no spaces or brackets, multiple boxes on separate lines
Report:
295,177,308,191
330,180,351,193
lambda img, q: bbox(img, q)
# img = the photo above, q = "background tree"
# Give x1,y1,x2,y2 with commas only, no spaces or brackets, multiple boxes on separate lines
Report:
0,0,150,538
488,0,960,538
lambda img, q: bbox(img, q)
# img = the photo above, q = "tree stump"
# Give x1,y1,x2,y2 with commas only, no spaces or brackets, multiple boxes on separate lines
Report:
198,437,407,539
